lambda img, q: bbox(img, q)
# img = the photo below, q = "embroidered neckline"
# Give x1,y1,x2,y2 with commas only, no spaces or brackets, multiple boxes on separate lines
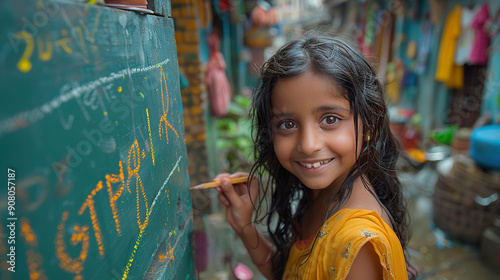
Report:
296,233,315,250
294,218,318,250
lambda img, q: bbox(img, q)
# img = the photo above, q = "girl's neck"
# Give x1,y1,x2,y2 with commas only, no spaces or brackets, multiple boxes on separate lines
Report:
310,170,352,205
299,175,381,241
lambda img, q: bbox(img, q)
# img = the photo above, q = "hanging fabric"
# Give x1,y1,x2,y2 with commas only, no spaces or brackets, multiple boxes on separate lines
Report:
454,5,478,65
469,3,491,65
436,4,464,89
206,31,231,117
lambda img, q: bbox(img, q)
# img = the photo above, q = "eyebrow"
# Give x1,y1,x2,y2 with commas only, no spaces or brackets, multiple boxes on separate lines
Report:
315,105,350,113
271,112,292,119
272,105,350,119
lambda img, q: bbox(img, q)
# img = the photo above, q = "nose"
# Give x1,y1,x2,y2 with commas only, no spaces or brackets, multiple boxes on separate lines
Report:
297,125,322,155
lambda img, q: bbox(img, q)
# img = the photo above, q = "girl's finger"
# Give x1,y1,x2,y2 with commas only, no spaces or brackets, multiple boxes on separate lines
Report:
229,172,249,179
220,178,243,207
218,193,230,206
234,183,249,196
213,173,231,182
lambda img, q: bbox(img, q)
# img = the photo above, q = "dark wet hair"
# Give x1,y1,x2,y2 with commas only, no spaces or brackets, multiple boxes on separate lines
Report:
248,34,412,279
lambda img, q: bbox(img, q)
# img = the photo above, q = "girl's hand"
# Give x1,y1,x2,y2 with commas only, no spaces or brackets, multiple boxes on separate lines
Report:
213,172,258,235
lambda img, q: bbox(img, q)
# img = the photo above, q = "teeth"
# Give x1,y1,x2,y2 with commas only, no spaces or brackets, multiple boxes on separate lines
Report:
299,159,331,169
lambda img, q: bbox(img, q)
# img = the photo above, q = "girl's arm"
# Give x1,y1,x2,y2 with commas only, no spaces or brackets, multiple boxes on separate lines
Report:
235,223,275,279
346,242,383,280
214,173,275,279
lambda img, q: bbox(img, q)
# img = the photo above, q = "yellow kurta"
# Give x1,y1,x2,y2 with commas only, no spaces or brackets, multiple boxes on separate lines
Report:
435,4,464,89
283,209,408,279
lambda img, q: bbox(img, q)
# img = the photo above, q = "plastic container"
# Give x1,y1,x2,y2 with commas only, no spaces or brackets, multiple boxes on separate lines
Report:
469,125,500,170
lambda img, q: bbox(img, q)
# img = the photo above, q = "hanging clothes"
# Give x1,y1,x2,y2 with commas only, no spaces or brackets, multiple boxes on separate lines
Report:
469,3,491,65
436,4,464,89
454,5,478,65
206,31,231,117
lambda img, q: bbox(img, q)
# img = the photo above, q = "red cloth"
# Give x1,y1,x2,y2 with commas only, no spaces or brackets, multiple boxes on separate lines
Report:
469,3,490,65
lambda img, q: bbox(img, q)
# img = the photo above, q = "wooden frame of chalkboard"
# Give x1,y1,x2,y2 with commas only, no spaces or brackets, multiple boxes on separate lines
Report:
0,1,195,279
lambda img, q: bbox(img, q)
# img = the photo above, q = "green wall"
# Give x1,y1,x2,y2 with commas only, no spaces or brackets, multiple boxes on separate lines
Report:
0,1,195,279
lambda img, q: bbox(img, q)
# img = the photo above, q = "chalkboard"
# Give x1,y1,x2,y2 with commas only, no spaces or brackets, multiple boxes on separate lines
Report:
0,1,195,279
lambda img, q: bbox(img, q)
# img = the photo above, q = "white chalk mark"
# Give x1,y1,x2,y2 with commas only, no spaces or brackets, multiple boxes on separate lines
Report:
75,95,91,121
121,155,184,280
148,156,182,216
0,58,170,138
58,111,74,131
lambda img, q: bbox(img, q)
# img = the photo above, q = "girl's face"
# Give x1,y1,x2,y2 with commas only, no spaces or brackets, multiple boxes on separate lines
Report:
271,71,363,193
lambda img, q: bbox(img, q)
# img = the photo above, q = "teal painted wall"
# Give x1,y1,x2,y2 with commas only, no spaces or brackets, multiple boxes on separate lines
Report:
0,1,195,279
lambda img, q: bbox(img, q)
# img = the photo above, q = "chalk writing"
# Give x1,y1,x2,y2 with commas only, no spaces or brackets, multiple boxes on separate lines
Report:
105,161,125,236
1,1,194,278
4,39,183,278
54,29,73,54
75,26,89,62
121,156,182,280
0,59,169,137
52,157,73,197
16,176,49,213
122,223,146,280
37,33,52,61
158,66,179,144
158,243,175,262
55,211,88,278
77,181,105,257
20,218,48,280
13,27,83,73
126,140,149,230
14,31,34,72
79,12,101,45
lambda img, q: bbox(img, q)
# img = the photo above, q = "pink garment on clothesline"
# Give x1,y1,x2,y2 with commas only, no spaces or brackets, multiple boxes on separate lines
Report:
469,3,490,65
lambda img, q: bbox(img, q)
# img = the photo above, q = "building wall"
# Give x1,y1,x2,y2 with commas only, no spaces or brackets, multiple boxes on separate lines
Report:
171,0,212,215
172,0,208,185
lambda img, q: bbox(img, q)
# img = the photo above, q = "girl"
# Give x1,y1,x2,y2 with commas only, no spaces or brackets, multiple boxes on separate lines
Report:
213,35,413,279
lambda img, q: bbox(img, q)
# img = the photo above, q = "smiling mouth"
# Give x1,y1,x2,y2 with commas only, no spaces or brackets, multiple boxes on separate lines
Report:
298,159,333,169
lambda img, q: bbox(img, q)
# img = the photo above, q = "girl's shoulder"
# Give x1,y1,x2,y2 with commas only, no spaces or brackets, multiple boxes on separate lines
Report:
304,209,407,279
339,181,393,227
322,208,393,242
285,208,408,279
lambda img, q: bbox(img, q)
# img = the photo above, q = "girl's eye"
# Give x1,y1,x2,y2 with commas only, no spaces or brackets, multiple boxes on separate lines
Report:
321,115,339,126
277,120,296,130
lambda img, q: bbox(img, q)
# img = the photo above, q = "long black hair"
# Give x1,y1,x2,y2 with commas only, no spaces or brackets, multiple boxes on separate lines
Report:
248,34,412,279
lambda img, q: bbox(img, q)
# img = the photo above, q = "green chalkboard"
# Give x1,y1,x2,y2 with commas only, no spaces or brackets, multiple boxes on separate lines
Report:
0,1,195,279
